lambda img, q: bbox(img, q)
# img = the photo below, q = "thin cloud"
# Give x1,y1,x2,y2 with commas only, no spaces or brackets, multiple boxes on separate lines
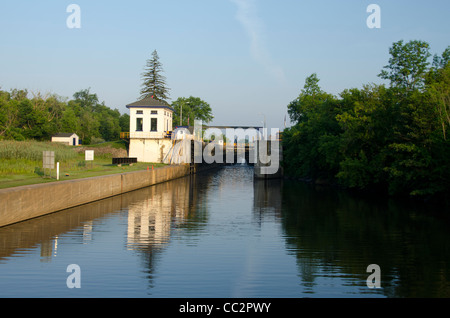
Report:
231,0,286,84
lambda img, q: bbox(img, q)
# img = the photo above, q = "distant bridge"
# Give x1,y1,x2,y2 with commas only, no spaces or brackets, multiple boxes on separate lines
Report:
121,124,282,178
204,125,263,130
162,139,255,166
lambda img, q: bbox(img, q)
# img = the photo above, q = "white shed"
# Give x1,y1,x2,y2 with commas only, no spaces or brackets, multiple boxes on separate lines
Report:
51,133,80,146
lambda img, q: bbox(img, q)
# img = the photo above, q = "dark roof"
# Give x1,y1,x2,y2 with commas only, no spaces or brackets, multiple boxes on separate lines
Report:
52,133,77,137
126,96,174,111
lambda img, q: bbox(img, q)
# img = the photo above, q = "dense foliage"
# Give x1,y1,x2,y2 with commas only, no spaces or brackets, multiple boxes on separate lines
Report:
283,40,450,197
0,88,129,145
171,96,214,126
1,50,217,145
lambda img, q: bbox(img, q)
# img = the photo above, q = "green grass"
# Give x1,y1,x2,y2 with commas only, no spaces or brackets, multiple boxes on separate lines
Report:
0,140,166,189
0,140,79,163
87,140,128,150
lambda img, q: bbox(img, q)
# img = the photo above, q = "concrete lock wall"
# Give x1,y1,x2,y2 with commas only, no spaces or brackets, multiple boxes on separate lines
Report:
0,165,190,228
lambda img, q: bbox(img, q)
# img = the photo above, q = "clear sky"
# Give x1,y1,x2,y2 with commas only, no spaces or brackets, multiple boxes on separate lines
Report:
1,0,449,130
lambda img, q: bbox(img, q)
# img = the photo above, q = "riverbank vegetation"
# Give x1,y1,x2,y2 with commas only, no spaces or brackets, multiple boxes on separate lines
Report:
1,50,214,143
0,87,130,145
0,140,163,189
282,40,450,199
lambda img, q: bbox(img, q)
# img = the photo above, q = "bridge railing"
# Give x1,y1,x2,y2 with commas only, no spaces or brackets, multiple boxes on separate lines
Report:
120,131,173,139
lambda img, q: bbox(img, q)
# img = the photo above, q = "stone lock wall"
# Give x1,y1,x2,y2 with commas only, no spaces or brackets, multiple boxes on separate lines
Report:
0,165,190,228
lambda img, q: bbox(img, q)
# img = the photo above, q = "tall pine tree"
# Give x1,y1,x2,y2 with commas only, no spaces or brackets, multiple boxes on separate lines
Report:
140,50,170,103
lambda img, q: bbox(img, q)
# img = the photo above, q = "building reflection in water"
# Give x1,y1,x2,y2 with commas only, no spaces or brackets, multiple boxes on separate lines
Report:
0,175,201,264
253,178,283,221
125,176,194,250
2,166,450,297
0,166,284,266
0,170,219,269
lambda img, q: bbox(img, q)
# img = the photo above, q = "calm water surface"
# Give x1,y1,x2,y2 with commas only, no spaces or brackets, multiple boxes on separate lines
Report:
1,165,450,297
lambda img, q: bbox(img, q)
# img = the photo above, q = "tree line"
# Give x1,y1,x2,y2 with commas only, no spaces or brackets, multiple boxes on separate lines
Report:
0,50,214,145
282,40,450,198
0,88,130,144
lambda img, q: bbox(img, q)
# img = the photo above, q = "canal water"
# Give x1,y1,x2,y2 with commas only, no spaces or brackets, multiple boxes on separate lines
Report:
1,165,450,298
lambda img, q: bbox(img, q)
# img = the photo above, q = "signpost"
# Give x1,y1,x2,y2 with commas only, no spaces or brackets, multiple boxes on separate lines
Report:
43,151,55,178
85,150,94,168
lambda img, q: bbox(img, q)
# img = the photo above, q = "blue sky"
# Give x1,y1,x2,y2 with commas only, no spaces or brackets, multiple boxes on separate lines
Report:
1,1,449,130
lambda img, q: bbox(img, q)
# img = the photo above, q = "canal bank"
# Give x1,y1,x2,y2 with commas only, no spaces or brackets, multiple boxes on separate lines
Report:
0,164,191,227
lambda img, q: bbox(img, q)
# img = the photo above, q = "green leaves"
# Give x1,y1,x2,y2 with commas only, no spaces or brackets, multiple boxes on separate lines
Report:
426,62,450,139
378,40,431,92
283,74,342,181
0,87,129,145
283,40,450,198
140,50,170,103
171,96,214,126
287,73,332,125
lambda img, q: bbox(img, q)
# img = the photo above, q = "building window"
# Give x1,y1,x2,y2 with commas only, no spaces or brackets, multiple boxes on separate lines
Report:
136,118,143,131
136,110,143,114
151,110,158,114
151,118,158,132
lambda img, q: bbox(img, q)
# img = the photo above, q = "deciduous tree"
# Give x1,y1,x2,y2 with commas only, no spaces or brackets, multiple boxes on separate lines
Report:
378,40,431,92
171,96,214,126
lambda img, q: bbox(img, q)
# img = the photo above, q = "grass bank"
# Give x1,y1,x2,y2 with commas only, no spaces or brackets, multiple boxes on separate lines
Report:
0,140,165,189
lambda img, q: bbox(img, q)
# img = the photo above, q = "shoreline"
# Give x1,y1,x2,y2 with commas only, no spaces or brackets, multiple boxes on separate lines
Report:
0,164,191,228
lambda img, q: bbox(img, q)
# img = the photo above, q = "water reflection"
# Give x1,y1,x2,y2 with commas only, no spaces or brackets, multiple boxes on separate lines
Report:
253,178,283,218
0,172,212,261
280,180,450,297
1,165,450,297
126,178,190,249
0,194,123,263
